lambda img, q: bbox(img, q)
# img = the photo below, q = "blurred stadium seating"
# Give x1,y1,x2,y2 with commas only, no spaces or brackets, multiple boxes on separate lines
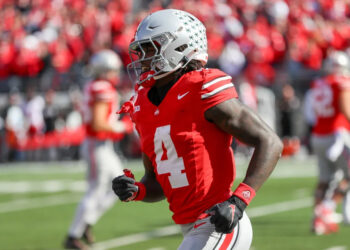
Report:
1,0,350,162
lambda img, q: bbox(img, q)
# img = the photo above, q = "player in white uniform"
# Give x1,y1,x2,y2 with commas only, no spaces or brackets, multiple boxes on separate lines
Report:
307,51,350,235
64,50,132,249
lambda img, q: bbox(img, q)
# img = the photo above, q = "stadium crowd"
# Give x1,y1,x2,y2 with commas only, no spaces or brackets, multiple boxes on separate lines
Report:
0,0,350,161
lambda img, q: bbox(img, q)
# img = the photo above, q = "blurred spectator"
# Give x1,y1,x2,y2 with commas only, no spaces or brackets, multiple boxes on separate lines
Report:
277,80,302,157
239,78,277,131
66,90,83,130
42,89,58,160
23,86,45,137
65,89,84,160
0,115,4,162
0,0,348,95
302,88,316,153
0,32,16,80
218,41,246,78
236,76,277,157
23,86,45,160
279,84,300,138
43,89,58,133
4,90,26,161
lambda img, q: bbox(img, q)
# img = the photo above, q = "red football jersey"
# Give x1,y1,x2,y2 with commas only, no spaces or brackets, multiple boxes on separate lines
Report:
131,68,238,224
311,75,350,135
83,80,122,140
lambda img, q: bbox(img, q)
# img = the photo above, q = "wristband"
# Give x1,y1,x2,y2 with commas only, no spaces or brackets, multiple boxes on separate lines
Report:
233,182,256,205
123,169,146,201
134,182,146,201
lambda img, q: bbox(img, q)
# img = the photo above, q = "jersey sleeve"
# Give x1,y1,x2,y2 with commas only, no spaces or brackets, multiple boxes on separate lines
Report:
199,70,238,111
338,76,350,90
90,81,115,102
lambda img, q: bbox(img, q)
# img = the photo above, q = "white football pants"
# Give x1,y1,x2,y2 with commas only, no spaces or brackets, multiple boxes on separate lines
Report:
312,131,350,223
311,132,350,184
68,138,123,238
343,190,350,224
178,212,252,250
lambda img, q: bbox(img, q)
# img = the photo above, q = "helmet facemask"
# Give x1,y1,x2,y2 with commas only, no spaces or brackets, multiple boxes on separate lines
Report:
128,32,184,87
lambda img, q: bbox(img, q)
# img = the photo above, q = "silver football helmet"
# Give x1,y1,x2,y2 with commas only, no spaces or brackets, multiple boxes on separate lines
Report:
89,49,122,77
128,9,208,87
323,50,350,75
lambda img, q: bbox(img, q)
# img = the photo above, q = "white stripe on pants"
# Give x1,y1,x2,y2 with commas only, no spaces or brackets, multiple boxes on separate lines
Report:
178,212,252,250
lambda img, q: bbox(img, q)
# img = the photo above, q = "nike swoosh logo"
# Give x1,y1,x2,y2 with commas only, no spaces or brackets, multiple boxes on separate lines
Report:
193,222,206,229
177,91,190,100
149,25,160,29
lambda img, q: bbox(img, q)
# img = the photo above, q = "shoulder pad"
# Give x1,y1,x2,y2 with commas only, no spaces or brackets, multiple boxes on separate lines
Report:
180,68,229,85
202,68,229,82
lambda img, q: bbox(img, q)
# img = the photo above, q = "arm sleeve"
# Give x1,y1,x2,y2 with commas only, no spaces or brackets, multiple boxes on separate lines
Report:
339,76,350,90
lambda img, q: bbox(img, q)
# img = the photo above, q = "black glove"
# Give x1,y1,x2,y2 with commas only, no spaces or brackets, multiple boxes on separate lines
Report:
208,195,247,234
112,175,138,201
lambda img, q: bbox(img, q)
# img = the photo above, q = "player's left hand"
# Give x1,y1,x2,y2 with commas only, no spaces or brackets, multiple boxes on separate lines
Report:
112,175,138,201
207,196,247,234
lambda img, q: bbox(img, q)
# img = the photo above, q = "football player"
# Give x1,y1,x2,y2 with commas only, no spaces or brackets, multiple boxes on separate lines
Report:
113,9,283,249
308,50,350,235
64,50,132,249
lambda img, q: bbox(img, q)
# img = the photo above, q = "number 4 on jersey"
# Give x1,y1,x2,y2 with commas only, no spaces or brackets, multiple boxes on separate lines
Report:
154,125,189,188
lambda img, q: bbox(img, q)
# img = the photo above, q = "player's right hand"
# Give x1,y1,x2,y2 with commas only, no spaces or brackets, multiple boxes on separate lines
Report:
112,175,138,202
207,196,246,234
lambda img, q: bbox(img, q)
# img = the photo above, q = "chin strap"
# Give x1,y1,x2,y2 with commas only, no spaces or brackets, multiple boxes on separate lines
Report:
154,63,183,79
139,63,184,88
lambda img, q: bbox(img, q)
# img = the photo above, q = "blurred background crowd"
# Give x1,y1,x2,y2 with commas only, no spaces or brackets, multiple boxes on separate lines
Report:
1,0,350,162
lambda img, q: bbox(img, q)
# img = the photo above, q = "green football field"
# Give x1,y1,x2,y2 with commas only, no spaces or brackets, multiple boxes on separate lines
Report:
0,157,350,250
